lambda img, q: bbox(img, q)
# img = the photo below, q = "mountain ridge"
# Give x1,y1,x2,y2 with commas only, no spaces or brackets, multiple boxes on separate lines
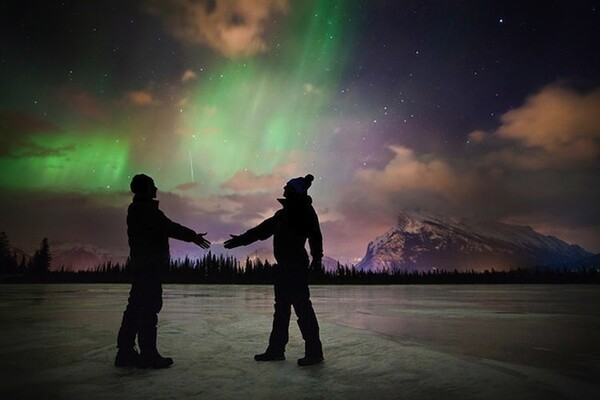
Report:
355,210,593,272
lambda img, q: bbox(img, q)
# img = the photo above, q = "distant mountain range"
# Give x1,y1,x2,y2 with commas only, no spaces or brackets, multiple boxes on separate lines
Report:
14,211,594,273
355,211,594,272
50,244,127,271
48,245,341,272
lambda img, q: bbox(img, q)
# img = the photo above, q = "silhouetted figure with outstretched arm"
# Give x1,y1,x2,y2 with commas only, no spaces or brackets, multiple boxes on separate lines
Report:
224,174,324,366
115,174,210,369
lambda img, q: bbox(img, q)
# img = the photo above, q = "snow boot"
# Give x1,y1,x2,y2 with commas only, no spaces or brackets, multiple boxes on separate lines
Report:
137,352,174,369
254,351,286,361
114,348,139,368
296,314,323,367
297,355,324,366
137,326,173,369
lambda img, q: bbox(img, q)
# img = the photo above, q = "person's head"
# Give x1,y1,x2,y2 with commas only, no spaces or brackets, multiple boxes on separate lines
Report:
130,174,157,199
283,174,314,198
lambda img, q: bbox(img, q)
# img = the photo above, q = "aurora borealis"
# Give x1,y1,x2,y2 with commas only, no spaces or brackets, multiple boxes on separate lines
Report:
1,0,599,266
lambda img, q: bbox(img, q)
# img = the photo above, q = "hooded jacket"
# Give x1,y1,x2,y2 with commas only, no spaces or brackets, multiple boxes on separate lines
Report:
236,196,323,268
127,197,197,270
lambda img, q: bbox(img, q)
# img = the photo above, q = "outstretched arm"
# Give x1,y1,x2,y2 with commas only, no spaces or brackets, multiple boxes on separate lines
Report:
224,214,278,249
223,234,248,249
163,212,210,249
192,232,211,249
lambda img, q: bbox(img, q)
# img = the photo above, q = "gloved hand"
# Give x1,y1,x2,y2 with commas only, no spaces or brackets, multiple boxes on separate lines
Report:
310,257,322,272
193,232,211,249
223,234,245,249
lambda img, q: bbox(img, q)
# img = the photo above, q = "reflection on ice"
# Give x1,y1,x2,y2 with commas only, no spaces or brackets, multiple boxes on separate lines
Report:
0,284,598,399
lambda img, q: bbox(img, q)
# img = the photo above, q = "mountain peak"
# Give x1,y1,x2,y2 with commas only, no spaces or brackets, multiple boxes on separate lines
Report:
356,211,592,272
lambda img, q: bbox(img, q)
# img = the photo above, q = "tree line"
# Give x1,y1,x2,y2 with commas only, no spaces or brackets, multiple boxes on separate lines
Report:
0,232,51,276
1,231,598,284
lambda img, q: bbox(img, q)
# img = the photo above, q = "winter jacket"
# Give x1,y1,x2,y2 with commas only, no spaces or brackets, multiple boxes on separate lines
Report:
236,196,323,268
127,197,197,271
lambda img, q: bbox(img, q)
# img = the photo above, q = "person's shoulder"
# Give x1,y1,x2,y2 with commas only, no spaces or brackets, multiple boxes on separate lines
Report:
127,200,140,213
129,199,161,214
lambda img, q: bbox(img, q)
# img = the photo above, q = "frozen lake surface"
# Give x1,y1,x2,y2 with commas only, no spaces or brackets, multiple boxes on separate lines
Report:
1,284,599,399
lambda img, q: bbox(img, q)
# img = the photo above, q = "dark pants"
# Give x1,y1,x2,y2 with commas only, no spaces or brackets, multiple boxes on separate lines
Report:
117,270,163,356
267,267,323,357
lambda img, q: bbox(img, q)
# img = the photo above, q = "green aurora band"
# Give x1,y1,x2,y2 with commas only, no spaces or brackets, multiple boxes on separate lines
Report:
179,0,356,193
1,0,356,194
0,130,129,191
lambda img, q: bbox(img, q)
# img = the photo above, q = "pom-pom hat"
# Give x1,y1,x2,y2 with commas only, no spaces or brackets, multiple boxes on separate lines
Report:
286,174,314,196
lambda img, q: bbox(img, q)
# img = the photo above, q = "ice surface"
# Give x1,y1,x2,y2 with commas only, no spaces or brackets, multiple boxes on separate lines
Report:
1,284,599,399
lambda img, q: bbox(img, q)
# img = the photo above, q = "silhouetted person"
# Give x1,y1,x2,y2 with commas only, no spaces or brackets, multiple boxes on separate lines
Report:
115,174,210,369
224,174,324,366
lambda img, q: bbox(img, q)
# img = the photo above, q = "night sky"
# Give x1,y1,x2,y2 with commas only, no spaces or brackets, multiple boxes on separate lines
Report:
1,0,599,265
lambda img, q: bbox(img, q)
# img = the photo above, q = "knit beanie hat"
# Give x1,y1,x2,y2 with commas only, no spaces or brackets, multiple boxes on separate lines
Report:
286,174,314,196
130,174,155,194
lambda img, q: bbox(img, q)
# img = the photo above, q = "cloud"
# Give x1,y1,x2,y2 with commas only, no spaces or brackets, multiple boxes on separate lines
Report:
175,182,200,191
181,69,197,82
343,84,600,254
474,85,600,170
221,167,297,193
355,145,465,196
0,112,72,158
326,147,473,259
0,112,60,137
5,141,75,159
144,0,288,58
467,130,488,144
4,80,599,263
58,87,107,119
126,90,160,106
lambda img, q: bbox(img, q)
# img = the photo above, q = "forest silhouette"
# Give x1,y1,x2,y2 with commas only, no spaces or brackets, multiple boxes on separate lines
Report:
1,232,598,285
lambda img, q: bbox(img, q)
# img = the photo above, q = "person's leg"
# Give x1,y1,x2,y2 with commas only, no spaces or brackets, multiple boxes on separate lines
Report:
292,273,323,366
267,286,292,355
137,314,173,368
115,281,141,367
136,276,173,368
255,268,291,361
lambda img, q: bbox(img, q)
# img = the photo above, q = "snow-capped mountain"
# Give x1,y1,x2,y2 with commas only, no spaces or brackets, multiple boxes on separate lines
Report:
321,256,343,273
355,211,593,272
51,243,127,271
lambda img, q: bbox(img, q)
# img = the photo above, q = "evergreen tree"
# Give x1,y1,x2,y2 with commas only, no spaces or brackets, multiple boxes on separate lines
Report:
18,255,27,273
0,231,17,274
30,237,51,275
